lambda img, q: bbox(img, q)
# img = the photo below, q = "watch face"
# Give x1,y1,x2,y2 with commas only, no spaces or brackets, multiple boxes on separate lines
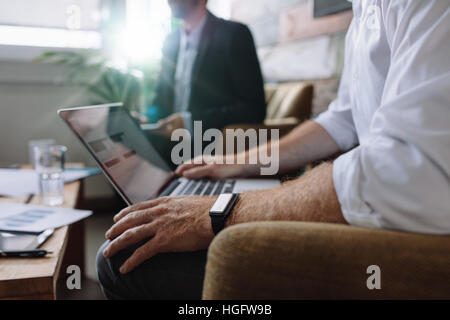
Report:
210,194,234,214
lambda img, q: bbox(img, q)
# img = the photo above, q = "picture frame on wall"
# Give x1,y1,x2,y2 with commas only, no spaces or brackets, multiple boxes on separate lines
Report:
313,0,352,18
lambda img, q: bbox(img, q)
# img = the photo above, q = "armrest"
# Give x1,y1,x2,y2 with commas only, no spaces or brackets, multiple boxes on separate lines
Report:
263,117,299,126
203,222,450,299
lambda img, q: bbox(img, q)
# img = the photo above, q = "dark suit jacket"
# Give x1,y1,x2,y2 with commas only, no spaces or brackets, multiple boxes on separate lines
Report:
153,12,266,131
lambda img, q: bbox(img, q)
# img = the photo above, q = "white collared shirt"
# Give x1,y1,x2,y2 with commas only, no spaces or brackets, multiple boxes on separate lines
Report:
173,14,208,113
315,0,450,234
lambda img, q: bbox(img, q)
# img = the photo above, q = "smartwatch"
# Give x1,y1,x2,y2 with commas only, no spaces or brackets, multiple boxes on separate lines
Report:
209,193,239,235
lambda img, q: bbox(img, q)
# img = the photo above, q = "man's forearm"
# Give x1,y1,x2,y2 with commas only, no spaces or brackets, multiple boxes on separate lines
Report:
246,120,342,175
227,162,346,226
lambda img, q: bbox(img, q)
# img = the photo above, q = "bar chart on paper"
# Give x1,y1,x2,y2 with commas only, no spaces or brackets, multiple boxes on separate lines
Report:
1,208,55,229
0,203,92,233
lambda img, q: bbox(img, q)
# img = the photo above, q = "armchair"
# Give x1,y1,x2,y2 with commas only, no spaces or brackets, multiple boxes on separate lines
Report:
203,222,450,299
224,81,314,138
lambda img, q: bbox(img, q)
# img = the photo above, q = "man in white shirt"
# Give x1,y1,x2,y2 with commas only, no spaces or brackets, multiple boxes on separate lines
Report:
97,0,450,299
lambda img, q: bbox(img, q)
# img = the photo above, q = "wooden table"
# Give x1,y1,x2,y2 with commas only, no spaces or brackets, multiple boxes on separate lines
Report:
0,175,86,300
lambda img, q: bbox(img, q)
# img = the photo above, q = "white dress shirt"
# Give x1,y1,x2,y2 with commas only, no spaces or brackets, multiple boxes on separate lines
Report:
173,14,207,114
315,0,450,234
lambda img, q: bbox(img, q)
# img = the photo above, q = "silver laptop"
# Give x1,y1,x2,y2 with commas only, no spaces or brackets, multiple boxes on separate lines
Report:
58,103,280,206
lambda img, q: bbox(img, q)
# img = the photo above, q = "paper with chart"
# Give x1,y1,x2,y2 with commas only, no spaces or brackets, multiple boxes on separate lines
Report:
0,202,92,233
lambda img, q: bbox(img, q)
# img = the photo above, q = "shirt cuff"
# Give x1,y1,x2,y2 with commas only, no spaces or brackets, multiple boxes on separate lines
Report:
333,149,383,229
314,111,358,151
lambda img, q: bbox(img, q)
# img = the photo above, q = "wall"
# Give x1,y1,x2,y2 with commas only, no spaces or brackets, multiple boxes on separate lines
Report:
230,0,352,114
0,58,115,199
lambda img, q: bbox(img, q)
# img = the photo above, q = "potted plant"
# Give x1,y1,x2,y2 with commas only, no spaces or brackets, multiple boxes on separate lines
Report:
34,50,159,114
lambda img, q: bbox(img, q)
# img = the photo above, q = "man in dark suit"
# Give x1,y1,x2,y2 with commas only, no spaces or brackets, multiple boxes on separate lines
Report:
153,0,266,133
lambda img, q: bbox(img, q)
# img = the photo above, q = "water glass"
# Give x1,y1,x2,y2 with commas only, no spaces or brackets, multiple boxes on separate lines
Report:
33,145,67,206
28,139,56,168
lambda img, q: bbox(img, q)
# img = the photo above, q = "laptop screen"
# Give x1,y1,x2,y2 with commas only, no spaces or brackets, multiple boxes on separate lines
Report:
59,104,173,205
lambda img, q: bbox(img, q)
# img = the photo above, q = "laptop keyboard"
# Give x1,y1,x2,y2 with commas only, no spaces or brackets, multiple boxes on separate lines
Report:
179,180,236,196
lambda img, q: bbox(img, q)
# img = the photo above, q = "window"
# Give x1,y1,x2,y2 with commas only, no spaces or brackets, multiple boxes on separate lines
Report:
208,0,232,20
0,0,102,49
114,0,172,63
0,0,232,61
114,0,231,64
313,0,352,18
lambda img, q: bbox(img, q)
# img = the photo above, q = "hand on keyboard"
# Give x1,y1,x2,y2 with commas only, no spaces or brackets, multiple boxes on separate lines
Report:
175,155,259,180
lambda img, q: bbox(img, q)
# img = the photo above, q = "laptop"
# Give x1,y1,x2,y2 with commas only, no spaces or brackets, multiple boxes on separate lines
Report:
58,103,280,206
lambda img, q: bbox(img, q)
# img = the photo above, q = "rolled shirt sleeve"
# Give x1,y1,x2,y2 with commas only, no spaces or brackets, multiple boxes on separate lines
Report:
333,1,450,234
315,101,359,152
315,18,359,152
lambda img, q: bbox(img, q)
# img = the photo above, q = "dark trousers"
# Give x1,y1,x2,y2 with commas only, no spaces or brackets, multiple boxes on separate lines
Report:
96,241,208,300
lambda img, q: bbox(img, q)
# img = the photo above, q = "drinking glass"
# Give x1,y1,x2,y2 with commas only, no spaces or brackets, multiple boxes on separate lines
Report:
33,145,67,206
28,139,56,168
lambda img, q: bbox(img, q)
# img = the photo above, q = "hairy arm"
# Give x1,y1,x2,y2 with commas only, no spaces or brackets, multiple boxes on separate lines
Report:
177,120,342,178
259,120,341,175
229,162,346,226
